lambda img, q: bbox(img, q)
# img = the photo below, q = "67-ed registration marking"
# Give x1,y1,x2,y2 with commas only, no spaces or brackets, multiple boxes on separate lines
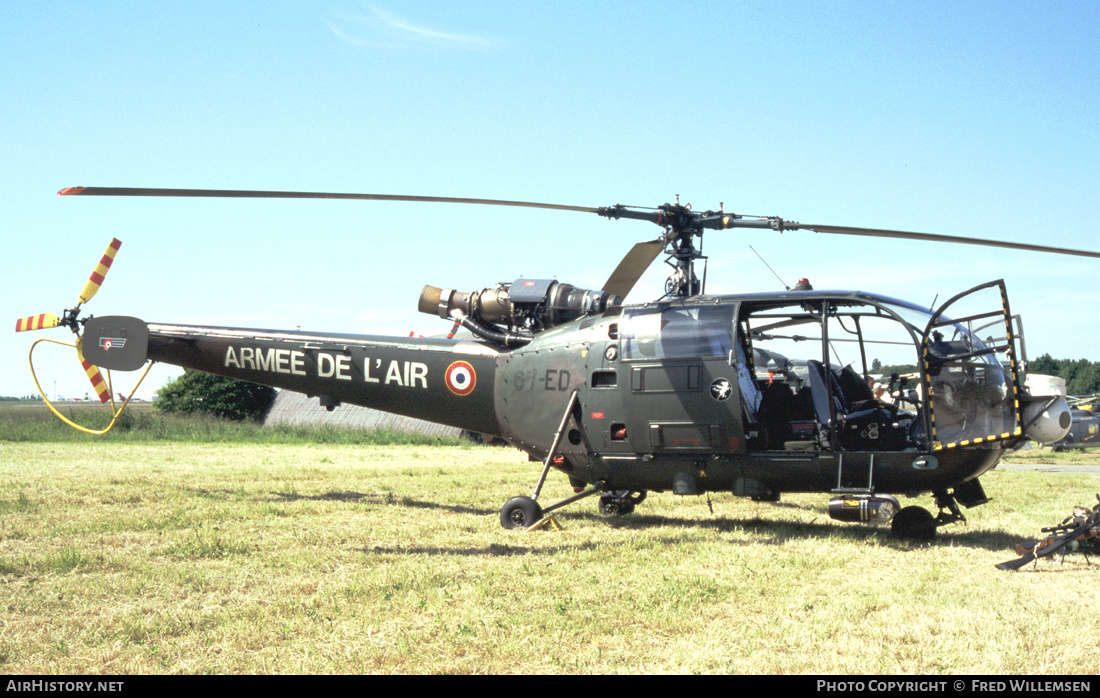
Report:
513,368,572,392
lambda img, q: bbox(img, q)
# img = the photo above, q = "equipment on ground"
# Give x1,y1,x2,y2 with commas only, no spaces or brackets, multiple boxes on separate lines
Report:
996,494,1100,570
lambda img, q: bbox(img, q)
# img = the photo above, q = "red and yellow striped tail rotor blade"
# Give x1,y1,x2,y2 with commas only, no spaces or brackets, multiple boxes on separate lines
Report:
81,359,110,404
76,340,110,404
78,238,122,304
15,313,60,332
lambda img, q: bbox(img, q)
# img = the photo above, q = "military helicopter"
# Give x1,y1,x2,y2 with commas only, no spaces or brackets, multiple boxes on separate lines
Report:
1050,396,1100,451
16,185,1099,541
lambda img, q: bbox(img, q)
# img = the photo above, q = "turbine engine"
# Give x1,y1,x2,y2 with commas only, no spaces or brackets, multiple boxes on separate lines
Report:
419,279,621,346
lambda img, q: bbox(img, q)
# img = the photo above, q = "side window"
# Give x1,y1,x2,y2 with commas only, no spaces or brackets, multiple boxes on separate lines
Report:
621,305,734,360
743,301,921,386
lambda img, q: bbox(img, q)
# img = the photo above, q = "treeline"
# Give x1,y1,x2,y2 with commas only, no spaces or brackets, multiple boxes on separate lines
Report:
870,355,1100,396
1029,354,1100,396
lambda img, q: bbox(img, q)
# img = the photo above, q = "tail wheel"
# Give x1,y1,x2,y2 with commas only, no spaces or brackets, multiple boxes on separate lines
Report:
500,496,542,530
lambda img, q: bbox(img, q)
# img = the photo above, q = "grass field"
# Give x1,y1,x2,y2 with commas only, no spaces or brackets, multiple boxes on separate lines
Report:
0,403,464,446
1,434,1099,674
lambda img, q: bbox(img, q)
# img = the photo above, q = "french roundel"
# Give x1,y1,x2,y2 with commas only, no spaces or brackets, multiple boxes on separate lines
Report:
445,361,477,396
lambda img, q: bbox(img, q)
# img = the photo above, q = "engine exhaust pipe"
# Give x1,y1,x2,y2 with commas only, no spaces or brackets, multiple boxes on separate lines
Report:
828,495,901,524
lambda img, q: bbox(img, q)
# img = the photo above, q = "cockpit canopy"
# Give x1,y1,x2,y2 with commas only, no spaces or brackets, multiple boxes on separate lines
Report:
616,281,1022,453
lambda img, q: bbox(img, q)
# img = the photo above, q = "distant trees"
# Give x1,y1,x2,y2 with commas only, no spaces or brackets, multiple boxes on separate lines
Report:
868,358,922,378
1029,355,1100,396
867,353,1100,395
873,363,919,378
156,370,276,421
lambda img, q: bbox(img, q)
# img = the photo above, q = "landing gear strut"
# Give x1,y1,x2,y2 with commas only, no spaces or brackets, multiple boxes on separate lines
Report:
497,389,652,529
499,486,607,530
499,390,610,530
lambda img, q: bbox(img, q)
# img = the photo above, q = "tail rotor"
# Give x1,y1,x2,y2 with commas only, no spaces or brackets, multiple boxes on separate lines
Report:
14,238,123,405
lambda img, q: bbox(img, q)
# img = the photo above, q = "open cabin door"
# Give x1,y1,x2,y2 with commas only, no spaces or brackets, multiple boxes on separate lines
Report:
920,280,1023,451
741,295,928,454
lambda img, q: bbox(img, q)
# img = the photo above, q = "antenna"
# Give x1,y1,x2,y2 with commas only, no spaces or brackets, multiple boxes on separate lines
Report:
749,246,790,290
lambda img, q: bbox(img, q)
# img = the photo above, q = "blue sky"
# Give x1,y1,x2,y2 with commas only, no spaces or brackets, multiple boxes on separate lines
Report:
3,1,1099,400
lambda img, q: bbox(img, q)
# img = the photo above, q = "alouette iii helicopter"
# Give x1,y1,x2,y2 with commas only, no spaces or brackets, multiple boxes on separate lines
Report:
16,186,1099,541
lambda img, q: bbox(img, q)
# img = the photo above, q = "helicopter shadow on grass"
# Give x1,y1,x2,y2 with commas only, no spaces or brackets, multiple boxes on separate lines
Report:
589,511,1059,561
591,509,900,548
264,488,1038,559
571,502,1064,556
360,540,610,557
268,489,498,517
173,486,483,512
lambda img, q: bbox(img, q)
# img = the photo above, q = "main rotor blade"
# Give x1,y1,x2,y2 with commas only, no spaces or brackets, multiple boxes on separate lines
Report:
602,240,665,299
791,223,1100,260
60,187,1100,260
58,187,600,215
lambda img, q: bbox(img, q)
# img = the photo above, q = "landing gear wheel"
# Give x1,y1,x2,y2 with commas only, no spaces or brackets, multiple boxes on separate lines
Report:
891,506,937,542
500,496,543,530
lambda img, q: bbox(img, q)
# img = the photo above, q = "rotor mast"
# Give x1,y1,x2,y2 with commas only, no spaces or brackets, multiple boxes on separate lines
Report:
597,198,785,299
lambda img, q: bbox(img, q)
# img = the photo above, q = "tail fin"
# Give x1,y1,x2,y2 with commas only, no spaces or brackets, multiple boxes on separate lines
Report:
81,316,149,371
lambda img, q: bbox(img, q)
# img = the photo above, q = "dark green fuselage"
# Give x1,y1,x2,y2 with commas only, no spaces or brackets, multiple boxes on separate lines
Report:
140,286,1008,501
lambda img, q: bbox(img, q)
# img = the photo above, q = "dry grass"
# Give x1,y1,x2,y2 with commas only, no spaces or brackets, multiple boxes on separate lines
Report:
1,442,1099,674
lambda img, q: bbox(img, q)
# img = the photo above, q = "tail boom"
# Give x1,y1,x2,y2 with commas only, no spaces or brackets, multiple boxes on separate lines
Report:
143,323,503,434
